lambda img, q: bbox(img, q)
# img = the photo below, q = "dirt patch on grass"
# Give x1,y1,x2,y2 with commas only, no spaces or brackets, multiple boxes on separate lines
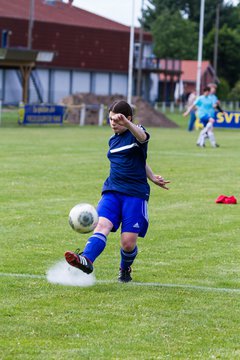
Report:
61,93,178,128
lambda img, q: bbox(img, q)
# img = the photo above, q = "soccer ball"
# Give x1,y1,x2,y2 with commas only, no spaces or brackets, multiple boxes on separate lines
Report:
69,203,99,233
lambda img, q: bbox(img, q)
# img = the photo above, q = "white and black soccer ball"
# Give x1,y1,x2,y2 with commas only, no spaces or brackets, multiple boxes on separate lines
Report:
69,203,99,234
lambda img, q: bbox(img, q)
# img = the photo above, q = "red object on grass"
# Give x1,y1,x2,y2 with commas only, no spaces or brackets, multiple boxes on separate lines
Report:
215,195,237,204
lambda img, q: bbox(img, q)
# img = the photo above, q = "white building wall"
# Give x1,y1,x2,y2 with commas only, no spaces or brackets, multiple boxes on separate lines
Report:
1,68,133,104
28,77,38,104
72,71,91,93
4,70,22,104
37,69,49,103
111,74,128,96
52,70,71,103
27,69,49,104
94,73,109,95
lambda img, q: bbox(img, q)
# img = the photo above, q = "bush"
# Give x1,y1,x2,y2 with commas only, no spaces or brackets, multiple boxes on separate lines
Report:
229,80,240,101
216,78,230,100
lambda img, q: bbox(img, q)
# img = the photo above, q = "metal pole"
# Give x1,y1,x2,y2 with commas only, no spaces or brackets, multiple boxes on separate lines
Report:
196,0,205,96
136,0,144,97
28,0,35,49
213,1,220,81
127,0,135,104
0,99,2,126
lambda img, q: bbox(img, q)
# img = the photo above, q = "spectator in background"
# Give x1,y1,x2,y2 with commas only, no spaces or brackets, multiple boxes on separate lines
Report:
186,90,197,131
208,83,225,119
208,83,218,102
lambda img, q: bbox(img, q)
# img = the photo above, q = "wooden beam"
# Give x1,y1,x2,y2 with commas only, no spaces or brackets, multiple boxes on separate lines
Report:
20,65,33,103
0,61,35,67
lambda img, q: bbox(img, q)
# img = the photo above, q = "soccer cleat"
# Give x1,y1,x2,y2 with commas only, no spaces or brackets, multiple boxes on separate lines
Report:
64,248,93,274
118,267,132,283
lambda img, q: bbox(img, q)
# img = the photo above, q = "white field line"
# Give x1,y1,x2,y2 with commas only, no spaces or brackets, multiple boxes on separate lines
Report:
0,272,240,294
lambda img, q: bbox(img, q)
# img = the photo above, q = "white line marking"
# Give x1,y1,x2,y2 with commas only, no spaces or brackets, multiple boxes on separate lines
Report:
1,272,240,294
0,272,45,279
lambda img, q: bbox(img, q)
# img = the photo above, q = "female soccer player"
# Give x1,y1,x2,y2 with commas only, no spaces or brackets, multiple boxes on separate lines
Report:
184,86,220,148
65,100,169,282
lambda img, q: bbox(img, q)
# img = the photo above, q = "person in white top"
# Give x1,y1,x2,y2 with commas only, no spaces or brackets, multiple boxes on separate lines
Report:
186,90,197,131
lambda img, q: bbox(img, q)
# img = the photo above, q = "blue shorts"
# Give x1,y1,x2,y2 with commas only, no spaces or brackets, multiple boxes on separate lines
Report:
97,192,149,238
200,115,210,127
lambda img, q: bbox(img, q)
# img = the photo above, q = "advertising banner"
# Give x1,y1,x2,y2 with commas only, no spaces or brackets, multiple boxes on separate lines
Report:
214,111,240,129
18,104,65,125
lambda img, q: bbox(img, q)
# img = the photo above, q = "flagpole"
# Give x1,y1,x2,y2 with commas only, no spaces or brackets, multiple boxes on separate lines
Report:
127,0,135,104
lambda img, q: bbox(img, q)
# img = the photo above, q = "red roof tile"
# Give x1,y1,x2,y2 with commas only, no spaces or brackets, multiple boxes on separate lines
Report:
0,0,129,31
181,60,212,82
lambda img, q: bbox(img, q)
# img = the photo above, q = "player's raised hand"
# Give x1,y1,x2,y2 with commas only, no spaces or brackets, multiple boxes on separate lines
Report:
111,113,129,127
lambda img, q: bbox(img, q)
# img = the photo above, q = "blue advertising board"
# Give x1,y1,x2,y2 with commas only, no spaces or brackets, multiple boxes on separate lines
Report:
18,104,65,125
214,111,240,128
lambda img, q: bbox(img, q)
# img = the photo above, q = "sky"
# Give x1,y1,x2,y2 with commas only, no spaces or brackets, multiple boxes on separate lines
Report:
71,0,149,27
69,0,239,27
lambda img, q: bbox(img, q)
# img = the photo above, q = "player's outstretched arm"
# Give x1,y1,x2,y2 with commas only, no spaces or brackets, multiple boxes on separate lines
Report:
111,113,147,142
183,103,195,117
146,163,170,190
214,102,227,116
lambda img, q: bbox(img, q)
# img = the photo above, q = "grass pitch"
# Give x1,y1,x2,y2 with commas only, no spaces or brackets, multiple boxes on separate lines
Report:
0,114,240,359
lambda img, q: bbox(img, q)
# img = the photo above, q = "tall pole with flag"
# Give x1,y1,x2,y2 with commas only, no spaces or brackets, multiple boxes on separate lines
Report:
127,0,135,104
196,0,205,96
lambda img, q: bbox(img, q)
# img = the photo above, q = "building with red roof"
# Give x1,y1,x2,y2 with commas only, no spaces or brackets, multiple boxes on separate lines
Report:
181,60,217,95
159,60,217,102
0,0,212,105
0,0,157,104
0,0,134,71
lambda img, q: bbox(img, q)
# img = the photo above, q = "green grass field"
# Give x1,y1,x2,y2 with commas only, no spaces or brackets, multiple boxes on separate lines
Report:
0,111,240,359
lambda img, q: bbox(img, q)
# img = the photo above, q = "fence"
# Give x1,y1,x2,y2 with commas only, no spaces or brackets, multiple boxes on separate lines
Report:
154,101,240,113
1,101,240,127
65,104,107,126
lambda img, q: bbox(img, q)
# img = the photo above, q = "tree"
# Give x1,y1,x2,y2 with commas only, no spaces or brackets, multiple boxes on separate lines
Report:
204,25,240,87
229,80,240,101
216,77,230,100
142,0,223,33
218,2,240,32
151,9,198,59
141,0,240,87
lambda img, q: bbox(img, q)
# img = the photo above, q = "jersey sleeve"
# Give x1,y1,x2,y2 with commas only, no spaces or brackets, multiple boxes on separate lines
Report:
136,124,150,144
194,97,201,107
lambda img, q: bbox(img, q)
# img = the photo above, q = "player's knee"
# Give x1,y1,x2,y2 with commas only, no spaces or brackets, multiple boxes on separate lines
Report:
94,217,113,236
122,243,135,252
121,234,138,252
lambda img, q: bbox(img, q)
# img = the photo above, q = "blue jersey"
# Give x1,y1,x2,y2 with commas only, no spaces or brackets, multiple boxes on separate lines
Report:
194,95,215,119
102,126,150,201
